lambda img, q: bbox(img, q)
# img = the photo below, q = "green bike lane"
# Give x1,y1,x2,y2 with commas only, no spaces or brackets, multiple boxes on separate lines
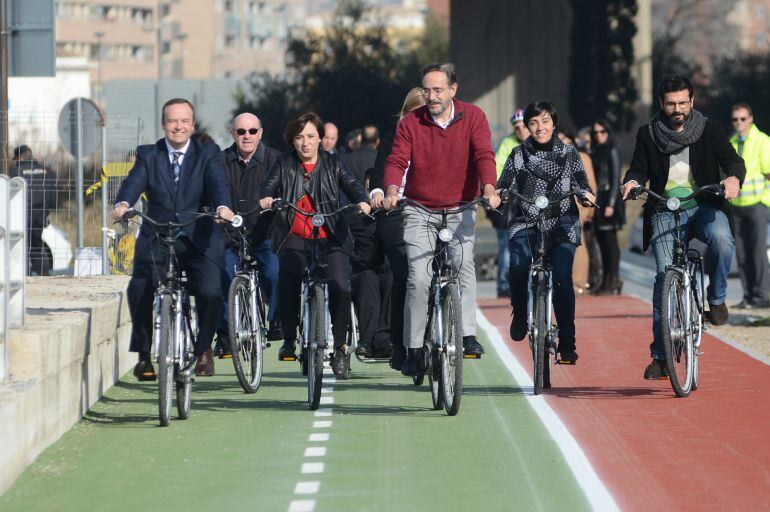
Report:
1,328,599,512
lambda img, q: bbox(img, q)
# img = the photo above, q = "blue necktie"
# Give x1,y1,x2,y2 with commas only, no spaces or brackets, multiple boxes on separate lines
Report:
171,151,183,183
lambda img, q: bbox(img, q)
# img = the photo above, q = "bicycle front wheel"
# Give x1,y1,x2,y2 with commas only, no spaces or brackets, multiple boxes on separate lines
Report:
307,284,325,410
532,273,549,395
176,307,194,420
660,271,694,397
157,294,174,427
228,275,264,393
440,283,463,416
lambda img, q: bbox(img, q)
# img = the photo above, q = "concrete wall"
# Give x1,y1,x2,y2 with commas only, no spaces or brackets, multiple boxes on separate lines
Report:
0,275,132,494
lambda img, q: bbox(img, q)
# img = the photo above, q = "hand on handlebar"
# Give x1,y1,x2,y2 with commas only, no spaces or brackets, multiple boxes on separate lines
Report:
483,188,501,209
370,191,384,209
578,191,597,208
259,197,274,210
621,180,640,200
383,193,399,211
358,202,371,215
112,203,129,221
721,176,740,200
215,207,235,223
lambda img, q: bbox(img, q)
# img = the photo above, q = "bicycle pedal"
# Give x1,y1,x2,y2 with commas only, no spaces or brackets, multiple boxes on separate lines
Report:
463,353,481,359
222,354,232,359
555,359,576,365
279,354,297,361
696,351,704,356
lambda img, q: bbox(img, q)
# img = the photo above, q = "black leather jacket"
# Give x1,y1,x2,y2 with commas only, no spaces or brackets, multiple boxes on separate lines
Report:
259,150,367,251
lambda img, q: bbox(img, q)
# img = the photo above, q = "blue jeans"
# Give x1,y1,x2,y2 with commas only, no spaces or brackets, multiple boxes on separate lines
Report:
508,229,577,346
496,228,510,294
649,204,733,359
219,240,280,334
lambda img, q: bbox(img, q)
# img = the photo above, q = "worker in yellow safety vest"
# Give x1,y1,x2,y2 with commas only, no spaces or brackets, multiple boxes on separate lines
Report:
729,102,770,308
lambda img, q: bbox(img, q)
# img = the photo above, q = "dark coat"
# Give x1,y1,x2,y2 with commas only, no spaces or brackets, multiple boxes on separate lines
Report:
116,138,232,265
10,159,57,228
341,146,378,185
258,149,367,251
220,142,280,245
623,118,746,250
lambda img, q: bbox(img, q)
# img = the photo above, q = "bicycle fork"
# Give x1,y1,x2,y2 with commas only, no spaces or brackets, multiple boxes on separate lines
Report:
666,265,693,349
526,268,557,354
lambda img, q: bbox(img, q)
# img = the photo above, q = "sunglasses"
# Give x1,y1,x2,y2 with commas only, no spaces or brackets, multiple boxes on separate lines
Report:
236,128,260,135
732,117,748,122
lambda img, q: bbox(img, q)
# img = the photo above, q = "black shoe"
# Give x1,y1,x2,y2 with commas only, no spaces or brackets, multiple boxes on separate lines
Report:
401,348,423,377
510,315,527,341
133,360,157,381
214,333,231,359
463,335,485,355
331,347,348,377
390,343,406,371
558,345,579,364
267,319,284,342
708,303,729,326
355,341,372,358
643,359,669,380
278,340,296,360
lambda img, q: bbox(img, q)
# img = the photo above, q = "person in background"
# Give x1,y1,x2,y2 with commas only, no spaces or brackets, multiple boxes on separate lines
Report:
590,118,625,295
557,127,598,295
490,108,530,298
10,145,57,276
343,129,362,155
729,102,770,309
322,122,340,154
216,113,282,358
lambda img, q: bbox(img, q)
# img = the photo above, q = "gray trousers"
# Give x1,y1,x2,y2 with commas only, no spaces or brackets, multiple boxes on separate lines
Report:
733,203,770,304
402,205,477,349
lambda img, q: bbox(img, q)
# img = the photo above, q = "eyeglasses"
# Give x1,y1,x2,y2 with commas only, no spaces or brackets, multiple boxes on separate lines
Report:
732,117,748,122
421,87,446,97
236,128,260,135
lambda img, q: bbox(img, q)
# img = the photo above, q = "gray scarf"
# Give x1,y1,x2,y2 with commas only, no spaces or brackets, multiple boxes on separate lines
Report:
649,109,707,154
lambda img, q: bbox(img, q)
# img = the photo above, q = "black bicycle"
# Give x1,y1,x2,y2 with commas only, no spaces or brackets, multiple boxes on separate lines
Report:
226,209,271,393
627,183,723,397
121,209,211,426
503,189,594,395
271,199,364,408
398,197,490,416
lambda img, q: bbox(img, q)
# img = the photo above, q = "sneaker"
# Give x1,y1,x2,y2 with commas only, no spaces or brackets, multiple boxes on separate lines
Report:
390,343,406,371
331,346,348,377
267,319,284,342
643,359,668,380
278,340,296,360
557,346,579,364
708,303,729,326
510,315,527,341
463,335,485,355
401,348,423,377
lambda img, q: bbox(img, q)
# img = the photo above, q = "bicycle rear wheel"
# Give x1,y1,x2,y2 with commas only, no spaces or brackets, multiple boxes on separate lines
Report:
532,273,548,395
176,307,194,420
307,284,325,410
660,271,694,397
690,261,704,391
157,294,174,427
228,275,264,393
440,283,463,416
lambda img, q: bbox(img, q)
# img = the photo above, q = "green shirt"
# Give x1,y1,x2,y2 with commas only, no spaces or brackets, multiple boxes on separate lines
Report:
664,147,697,209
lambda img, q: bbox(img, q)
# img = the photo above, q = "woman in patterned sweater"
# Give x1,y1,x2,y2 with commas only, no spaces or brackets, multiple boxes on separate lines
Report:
497,101,596,363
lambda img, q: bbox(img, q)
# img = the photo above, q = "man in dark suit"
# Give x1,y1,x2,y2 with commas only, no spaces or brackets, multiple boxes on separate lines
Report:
113,98,234,380
341,124,379,184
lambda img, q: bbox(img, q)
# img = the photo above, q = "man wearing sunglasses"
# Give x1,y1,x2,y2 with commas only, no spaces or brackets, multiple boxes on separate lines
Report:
729,102,770,309
217,113,283,357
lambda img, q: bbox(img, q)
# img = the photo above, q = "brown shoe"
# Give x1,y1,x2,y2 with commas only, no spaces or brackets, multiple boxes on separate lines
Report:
708,303,729,326
195,348,215,376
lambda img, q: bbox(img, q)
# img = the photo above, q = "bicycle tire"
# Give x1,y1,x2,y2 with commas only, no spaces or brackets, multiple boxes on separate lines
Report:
532,273,548,395
690,261,704,392
228,275,263,393
307,284,325,410
660,271,694,397
428,347,443,410
440,283,463,416
176,304,193,420
157,294,174,427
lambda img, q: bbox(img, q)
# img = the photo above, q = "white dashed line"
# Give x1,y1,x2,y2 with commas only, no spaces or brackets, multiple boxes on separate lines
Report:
319,396,334,405
288,500,315,512
321,387,334,394
309,433,330,442
314,408,333,417
301,462,325,474
294,481,320,494
313,420,332,428
304,446,327,457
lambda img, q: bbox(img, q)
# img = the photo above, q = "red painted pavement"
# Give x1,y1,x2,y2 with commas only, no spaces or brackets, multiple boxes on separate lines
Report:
480,295,770,511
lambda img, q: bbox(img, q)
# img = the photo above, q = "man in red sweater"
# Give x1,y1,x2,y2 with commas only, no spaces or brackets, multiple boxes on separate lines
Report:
380,62,501,376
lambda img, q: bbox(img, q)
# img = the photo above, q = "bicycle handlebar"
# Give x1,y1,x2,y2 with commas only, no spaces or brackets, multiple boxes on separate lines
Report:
629,183,724,211
397,196,490,215
121,208,213,230
501,188,594,209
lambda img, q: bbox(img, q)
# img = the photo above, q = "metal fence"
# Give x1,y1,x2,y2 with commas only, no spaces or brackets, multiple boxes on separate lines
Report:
2,110,143,276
